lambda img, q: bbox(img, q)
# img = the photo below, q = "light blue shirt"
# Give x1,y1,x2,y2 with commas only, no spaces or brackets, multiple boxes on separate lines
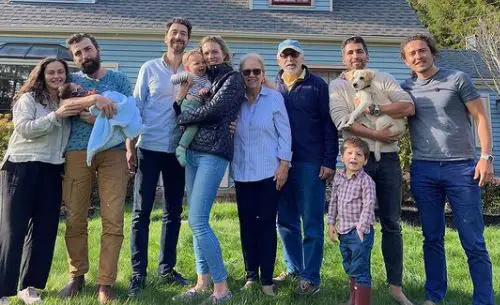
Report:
134,57,183,153
232,86,293,182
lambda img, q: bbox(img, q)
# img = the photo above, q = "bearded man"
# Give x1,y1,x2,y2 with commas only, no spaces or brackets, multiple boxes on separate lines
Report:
58,32,132,304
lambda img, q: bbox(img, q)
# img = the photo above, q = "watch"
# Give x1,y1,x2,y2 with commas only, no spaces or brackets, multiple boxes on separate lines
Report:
480,154,494,163
369,104,382,117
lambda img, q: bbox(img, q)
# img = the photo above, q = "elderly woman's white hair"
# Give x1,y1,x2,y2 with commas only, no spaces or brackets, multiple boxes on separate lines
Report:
239,52,275,89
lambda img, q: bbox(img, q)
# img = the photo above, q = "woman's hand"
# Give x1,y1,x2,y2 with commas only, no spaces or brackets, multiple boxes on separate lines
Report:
54,102,83,119
79,111,96,125
274,160,289,191
95,95,116,118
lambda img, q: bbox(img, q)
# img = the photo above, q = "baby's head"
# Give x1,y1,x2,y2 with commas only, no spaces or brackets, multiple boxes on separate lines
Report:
58,83,87,99
182,49,206,76
341,137,370,173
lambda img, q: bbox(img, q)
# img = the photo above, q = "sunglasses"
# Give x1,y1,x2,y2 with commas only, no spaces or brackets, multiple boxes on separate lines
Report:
279,50,300,58
242,68,262,77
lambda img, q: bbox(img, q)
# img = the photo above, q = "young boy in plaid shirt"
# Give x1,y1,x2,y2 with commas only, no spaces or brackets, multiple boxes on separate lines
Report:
328,137,376,305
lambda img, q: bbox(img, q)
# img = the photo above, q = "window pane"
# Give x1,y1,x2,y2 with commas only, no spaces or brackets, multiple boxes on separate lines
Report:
0,64,33,112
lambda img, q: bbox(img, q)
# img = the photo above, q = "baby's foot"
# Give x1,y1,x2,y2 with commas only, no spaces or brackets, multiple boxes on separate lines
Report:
176,146,187,167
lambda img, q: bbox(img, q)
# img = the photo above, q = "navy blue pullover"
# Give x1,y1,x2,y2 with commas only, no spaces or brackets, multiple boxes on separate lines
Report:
276,66,338,169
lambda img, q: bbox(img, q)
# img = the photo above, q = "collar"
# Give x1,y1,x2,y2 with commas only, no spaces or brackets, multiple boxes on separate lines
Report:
339,167,365,179
207,62,233,80
245,85,270,102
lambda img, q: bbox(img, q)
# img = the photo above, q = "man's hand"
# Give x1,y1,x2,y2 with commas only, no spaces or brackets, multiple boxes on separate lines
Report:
95,96,116,118
319,166,334,180
126,149,137,176
474,159,494,187
328,224,339,243
274,161,289,191
79,111,96,125
373,126,400,144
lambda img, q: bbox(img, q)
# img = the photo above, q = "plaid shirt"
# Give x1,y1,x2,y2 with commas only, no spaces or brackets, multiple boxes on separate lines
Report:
328,168,376,234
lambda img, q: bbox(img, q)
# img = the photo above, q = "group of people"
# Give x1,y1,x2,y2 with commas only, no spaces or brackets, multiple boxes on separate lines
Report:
0,15,495,305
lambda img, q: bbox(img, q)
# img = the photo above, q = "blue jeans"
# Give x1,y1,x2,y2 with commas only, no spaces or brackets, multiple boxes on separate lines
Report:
364,152,404,286
185,150,229,283
411,159,494,305
277,161,326,285
130,149,185,276
339,228,374,287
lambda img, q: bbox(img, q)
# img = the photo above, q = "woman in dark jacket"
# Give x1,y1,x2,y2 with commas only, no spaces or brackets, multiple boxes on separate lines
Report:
173,36,245,304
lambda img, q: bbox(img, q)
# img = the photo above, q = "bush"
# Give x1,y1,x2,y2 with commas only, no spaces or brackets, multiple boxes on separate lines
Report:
0,113,14,160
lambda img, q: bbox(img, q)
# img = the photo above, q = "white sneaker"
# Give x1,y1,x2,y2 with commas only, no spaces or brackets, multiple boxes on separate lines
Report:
0,297,9,305
17,287,41,304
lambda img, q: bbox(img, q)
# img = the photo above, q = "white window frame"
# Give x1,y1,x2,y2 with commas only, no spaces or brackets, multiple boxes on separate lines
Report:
472,94,492,147
269,0,313,7
309,64,344,86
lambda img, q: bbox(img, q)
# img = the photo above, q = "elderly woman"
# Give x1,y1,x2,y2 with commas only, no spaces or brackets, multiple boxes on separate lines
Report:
0,57,114,305
174,36,245,304
234,53,292,296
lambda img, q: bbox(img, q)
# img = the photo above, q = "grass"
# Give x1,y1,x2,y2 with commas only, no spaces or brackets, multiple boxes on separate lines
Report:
11,202,500,305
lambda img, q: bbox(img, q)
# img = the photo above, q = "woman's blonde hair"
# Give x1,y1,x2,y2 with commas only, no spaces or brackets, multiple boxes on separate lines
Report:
199,36,232,64
239,52,275,89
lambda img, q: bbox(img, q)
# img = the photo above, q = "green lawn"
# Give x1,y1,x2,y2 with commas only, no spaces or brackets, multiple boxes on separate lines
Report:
14,203,500,305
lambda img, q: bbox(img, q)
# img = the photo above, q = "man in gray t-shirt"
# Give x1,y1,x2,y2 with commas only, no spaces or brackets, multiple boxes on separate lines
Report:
401,34,494,305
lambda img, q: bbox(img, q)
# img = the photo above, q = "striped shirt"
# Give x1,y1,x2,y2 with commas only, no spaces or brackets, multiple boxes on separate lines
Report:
328,168,376,234
232,86,292,182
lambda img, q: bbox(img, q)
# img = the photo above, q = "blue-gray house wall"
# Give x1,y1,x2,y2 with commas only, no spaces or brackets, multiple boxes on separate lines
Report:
1,34,499,173
0,36,412,84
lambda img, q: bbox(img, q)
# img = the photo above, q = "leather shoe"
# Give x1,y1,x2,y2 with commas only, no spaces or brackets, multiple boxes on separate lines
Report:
58,275,85,298
97,284,116,304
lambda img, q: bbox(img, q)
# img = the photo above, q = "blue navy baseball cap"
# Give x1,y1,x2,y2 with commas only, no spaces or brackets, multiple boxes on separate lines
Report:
277,39,304,55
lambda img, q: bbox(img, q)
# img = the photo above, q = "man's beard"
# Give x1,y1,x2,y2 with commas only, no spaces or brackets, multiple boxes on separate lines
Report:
170,39,186,54
80,54,101,75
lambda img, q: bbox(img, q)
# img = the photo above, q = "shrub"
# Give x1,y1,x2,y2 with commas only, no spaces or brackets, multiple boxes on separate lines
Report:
0,113,14,160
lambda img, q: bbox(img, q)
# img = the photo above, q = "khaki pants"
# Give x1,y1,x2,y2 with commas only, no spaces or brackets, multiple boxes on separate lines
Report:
63,150,128,285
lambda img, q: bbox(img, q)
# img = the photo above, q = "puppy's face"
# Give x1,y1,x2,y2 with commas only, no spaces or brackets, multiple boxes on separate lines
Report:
345,69,375,90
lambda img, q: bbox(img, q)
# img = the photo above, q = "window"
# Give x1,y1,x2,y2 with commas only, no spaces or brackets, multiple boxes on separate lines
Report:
309,65,344,85
472,94,492,147
0,60,118,113
271,0,312,5
0,63,33,112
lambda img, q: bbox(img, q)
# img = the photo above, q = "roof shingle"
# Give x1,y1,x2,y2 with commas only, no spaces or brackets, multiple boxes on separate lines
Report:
0,0,425,38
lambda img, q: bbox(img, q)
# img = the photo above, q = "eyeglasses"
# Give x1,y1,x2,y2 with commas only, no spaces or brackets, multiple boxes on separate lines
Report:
242,68,262,77
279,50,300,58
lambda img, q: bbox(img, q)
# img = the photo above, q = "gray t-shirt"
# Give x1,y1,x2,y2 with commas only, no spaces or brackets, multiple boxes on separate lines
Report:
401,68,480,161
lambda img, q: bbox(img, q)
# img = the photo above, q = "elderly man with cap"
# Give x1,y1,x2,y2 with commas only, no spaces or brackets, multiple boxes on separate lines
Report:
273,39,338,295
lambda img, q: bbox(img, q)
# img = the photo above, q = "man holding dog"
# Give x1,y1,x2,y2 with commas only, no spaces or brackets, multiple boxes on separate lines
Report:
126,17,192,297
401,34,494,305
329,36,415,305
274,39,338,296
